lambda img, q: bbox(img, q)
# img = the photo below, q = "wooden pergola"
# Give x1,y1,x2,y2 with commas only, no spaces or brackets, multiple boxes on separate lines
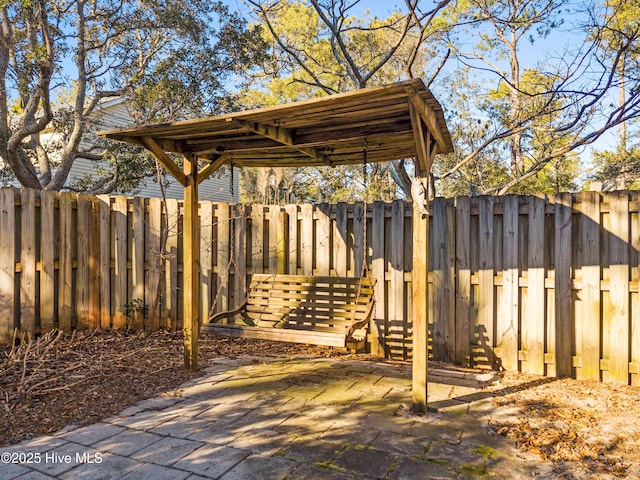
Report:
99,78,453,413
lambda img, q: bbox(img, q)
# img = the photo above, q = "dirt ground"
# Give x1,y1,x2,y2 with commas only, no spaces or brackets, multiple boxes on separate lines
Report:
2,329,639,478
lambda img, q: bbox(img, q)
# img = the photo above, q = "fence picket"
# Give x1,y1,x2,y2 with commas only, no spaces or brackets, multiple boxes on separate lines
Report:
477,196,495,368
40,191,57,333
0,189,16,341
58,193,74,331
131,198,145,329
578,192,602,380
20,189,36,335
233,205,247,308
165,198,179,329
371,201,386,356
215,203,230,318
285,204,298,275
523,196,546,375
112,196,128,329
389,200,405,358
455,197,471,366
76,194,91,329
147,197,163,330
608,191,630,383
554,193,573,377
498,195,519,371
431,197,447,361
300,203,313,275
316,204,331,275
631,192,640,386
200,201,213,326
334,203,348,276
88,196,100,329
97,195,111,329
251,204,264,275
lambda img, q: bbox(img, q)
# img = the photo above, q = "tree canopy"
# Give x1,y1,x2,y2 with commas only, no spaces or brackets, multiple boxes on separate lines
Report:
0,0,266,192
241,0,639,201
1,0,638,198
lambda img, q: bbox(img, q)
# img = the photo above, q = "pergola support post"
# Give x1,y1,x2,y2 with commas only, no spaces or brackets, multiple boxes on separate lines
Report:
411,175,429,413
183,154,200,371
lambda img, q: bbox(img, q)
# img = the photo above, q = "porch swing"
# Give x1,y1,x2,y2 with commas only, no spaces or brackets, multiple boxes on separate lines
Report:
200,155,376,349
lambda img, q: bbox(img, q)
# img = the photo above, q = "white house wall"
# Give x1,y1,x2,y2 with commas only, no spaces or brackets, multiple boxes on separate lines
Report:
50,99,239,201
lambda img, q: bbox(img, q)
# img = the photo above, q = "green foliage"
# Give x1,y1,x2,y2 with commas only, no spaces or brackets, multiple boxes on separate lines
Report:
241,0,453,202
0,0,268,192
591,144,640,189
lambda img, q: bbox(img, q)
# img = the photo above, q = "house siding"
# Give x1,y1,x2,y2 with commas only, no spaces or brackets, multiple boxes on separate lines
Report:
50,99,240,201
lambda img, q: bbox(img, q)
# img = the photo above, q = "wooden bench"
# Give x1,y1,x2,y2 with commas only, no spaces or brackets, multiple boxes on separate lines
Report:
201,274,376,348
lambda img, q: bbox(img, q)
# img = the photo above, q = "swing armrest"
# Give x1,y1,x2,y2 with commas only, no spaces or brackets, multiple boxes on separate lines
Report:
347,298,375,336
207,299,248,324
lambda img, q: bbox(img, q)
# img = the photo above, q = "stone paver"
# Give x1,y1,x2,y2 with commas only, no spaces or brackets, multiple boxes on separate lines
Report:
218,453,297,480
118,462,191,480
92,429,164,456
131,437,203,466
172,444,249,479
57,423,124,446
333,445,397,478
2,356,557,479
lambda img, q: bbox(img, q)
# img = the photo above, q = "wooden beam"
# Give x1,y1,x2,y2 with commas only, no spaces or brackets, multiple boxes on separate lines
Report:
141,137,187,187
412,176,429,413
234,119,333,166
408,102,429,176
405,87,448,156
183,154,200,371
197,155,226,184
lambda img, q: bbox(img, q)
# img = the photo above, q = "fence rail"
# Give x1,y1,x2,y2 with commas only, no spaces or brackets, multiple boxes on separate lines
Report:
0,188,638,386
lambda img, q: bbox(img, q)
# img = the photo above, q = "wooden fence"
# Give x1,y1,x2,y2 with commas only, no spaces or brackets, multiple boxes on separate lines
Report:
0,187,638,385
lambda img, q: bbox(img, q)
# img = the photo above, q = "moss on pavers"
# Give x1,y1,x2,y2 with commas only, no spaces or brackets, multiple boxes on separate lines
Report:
385,455,454,479
218,453,297,480
277,438,345,464
332,445,397,478
285,463,359,479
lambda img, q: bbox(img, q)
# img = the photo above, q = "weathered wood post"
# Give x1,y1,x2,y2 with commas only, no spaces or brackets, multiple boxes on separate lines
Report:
183,154,200,371
411,176,429,413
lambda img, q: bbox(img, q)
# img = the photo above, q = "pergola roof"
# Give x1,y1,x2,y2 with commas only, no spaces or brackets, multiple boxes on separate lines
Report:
99,78,453,174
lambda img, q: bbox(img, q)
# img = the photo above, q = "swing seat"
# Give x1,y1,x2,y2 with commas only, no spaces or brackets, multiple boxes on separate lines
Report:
201,274,376,349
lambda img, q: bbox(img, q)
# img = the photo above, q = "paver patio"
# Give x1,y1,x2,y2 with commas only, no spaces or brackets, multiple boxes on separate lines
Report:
1,357,553,479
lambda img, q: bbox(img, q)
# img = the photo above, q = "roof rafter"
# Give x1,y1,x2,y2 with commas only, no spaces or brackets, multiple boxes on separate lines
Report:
405,86,447,156
408,102,430,176
233,119,333,166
